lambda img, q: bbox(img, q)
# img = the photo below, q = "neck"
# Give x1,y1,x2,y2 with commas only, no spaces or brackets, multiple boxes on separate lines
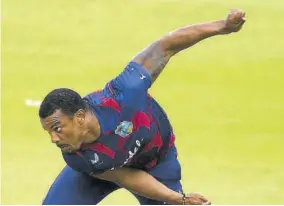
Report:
82,110,101,144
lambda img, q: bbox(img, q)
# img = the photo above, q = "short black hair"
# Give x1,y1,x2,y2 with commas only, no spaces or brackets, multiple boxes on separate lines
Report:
39,88,86,119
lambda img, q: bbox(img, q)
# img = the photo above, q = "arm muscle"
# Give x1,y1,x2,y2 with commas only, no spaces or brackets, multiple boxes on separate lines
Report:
92,167,183,204
132,20,226,83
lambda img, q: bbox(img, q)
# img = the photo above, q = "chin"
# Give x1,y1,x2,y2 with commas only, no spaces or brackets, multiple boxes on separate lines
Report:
61,146,77,153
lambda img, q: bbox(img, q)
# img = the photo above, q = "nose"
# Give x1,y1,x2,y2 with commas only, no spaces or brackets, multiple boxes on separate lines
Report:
50,132,60,144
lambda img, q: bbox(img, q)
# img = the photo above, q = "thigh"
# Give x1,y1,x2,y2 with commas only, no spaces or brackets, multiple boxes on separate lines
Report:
134,146,184,205
43,166,120,205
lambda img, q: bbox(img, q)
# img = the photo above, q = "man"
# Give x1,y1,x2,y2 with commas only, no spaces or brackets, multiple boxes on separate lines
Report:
39,9,246,205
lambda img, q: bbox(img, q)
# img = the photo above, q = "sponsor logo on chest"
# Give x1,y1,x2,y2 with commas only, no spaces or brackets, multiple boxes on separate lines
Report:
123,140,141,166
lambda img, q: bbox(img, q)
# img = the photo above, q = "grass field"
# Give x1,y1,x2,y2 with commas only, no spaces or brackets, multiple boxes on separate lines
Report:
2,0,284,204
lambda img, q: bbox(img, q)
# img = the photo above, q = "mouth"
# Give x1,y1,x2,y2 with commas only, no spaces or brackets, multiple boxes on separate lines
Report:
56,144,69,149
56,144,77,153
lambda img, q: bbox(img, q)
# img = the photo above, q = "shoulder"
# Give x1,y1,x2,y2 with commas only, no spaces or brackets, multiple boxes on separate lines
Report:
83,89,109,106
110,62,152,92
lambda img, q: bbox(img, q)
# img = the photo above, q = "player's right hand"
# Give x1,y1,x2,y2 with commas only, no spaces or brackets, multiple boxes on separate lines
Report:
183,192,211,205
220,9,246,34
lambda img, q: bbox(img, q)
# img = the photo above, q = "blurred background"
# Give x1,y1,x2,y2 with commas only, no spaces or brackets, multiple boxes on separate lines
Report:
2,0,284,204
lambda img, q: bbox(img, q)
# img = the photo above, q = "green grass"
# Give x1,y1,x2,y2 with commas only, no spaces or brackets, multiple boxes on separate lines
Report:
2,0,284,204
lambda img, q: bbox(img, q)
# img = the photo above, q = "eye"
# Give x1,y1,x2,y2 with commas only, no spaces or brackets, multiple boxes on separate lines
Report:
54,126,62,133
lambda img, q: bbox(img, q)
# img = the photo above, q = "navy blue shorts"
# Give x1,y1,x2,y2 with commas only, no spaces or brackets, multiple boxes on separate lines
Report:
43,146,183,205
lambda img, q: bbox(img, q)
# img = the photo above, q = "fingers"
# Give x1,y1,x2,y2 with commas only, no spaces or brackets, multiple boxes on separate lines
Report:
236,14,246,31
230,9,246,17
203,200,211,205
186,193,211,205
228,9,246,23
191,192,208,202
226,8,246,32
238,18,246,27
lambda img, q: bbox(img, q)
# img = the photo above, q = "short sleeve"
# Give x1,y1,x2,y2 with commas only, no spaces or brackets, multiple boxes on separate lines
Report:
62,150,115,175
109,62,152,109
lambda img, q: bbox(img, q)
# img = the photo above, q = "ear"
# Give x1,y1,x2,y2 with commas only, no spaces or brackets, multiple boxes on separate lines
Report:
74,109,86,125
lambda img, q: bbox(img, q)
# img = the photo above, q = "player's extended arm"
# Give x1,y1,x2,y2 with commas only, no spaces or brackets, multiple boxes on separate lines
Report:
132,9,246,82
93,167,210,205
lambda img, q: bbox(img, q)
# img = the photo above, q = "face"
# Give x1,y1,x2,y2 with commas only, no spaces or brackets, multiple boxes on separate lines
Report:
40,109,86,153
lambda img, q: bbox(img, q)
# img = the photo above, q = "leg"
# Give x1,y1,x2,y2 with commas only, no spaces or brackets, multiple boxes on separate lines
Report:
43,166,120,205
134,146,184,205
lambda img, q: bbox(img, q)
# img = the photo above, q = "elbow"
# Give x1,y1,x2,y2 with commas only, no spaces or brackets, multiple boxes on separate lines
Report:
158,36,176,58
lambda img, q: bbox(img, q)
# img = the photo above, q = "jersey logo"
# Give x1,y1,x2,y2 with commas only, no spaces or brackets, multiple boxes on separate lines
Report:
91,153,100,164
115,121,133,137
140,73,146,80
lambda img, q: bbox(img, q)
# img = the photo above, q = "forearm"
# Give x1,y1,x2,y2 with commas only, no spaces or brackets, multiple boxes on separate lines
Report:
94,167,183,204
162,20,225,55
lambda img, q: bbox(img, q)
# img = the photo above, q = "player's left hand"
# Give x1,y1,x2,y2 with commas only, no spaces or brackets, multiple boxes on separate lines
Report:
184,192,211,205
220,9,246,34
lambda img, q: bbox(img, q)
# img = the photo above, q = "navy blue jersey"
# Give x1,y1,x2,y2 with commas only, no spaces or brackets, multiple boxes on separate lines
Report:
63,62,176,175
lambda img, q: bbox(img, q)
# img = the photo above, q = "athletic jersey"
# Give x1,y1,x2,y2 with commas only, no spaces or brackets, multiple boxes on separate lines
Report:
63,62,176,175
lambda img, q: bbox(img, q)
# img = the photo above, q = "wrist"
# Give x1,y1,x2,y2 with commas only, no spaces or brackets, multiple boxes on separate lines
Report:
215,20,228,35
167,193,184,205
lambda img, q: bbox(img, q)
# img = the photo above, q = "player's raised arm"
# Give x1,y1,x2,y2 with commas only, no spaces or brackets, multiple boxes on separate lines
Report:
132,9,246,83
